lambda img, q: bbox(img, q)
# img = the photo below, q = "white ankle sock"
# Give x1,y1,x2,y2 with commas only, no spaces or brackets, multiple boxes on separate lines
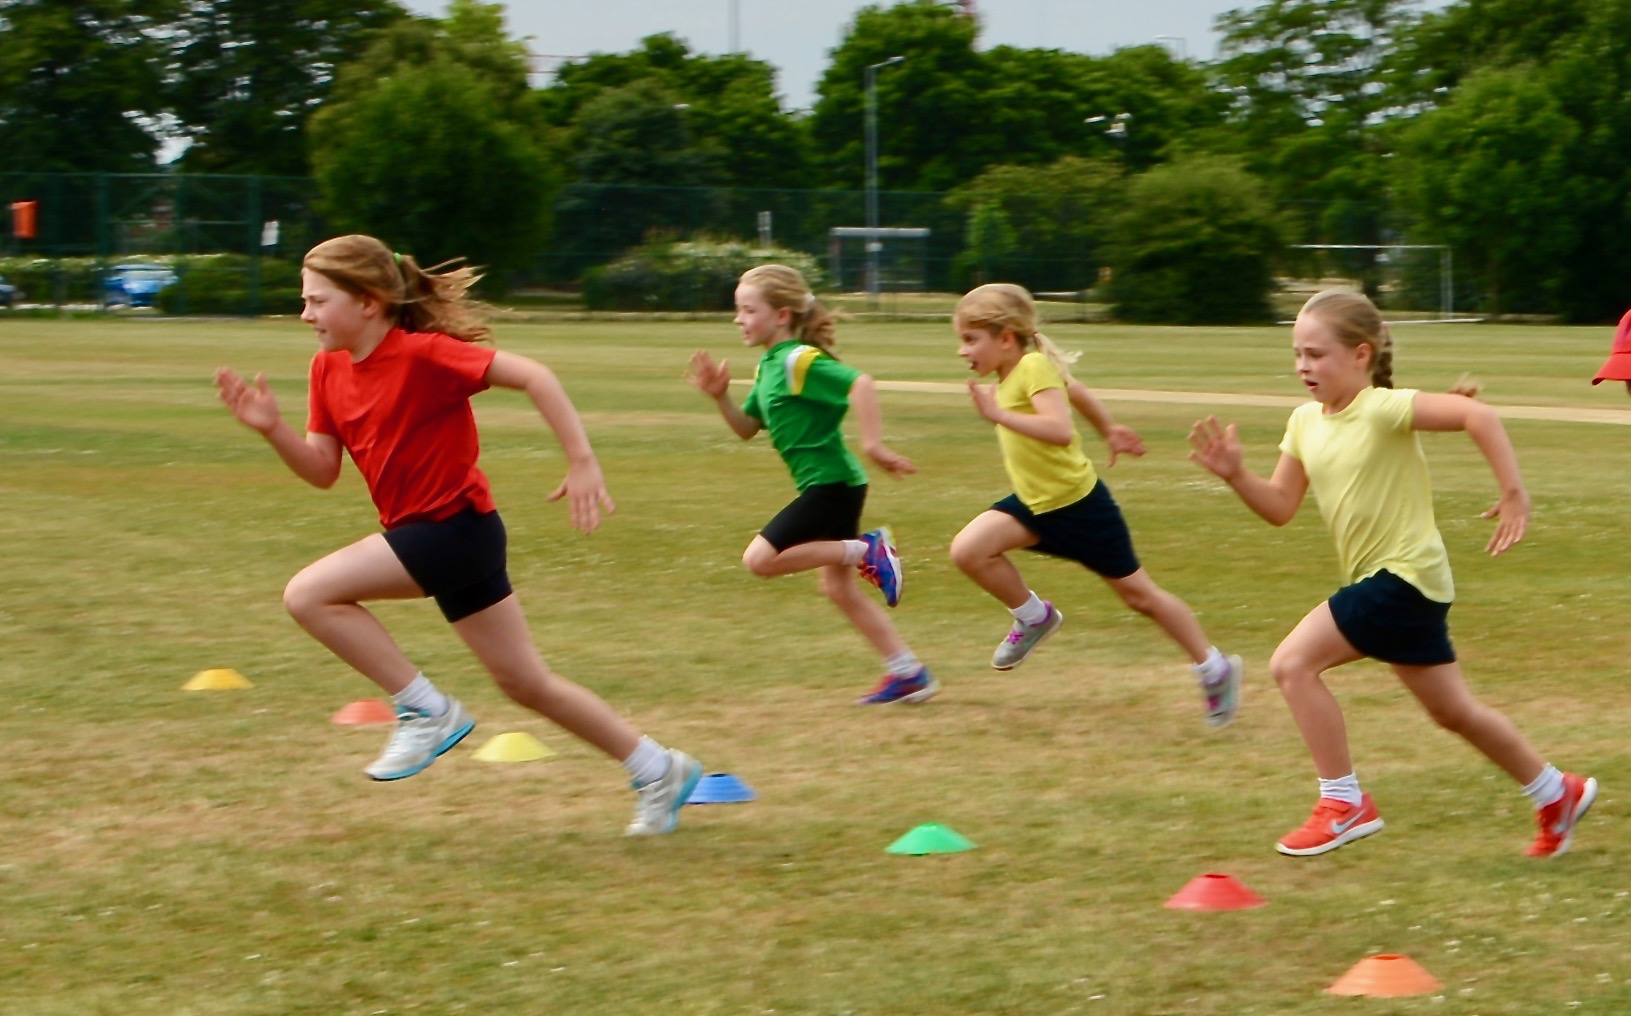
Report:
841,539,867,565
885,649,922,679
1010,593,1049,627
1522,764,1564,809
392,673,448,717
623,736,671,788
1193,647,1229,685
1318,773,1363,807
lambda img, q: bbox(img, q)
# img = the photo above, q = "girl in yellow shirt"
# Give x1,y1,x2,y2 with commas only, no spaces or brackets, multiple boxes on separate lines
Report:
1189,289,1595,858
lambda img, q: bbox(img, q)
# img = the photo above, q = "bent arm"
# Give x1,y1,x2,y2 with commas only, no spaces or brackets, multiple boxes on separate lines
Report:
1413,391,1529,554
1228,452,1309,527
994,386,1075,445
850,374,885,455
486,350,595,464
715,392,762,440
1412,392,1524,496
1067,380,1145,465
268,424,342,488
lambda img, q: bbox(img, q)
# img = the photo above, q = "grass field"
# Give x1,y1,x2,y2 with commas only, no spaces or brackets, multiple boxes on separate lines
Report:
2,314,1628,1015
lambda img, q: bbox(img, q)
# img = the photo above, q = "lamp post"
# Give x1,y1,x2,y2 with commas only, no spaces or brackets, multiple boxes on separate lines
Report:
864,55,904,309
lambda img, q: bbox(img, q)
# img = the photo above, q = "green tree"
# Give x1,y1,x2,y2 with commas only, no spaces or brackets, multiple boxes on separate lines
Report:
1108,157,1284,324
946,156,1125,291
1209,0,1423,292
1392,65,1580,315
165,0,403,176
1394,0,1631,320
808,1,987,192
542,33,806,189
0,0,171,172
308,2,554,278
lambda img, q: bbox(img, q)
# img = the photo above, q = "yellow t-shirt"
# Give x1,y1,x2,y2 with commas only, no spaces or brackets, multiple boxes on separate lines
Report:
1279,385,1454,603
996,352,1097,513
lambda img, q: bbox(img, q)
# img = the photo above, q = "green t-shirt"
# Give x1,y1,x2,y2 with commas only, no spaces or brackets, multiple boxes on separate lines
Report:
743,340,868,491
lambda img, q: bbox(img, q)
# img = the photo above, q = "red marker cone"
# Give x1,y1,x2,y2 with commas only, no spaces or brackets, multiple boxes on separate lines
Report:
1326,954,1443,997
1163,873,1267,911
330,699,397,725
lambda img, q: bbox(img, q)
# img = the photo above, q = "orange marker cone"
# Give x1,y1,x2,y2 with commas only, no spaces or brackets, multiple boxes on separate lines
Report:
1326,954,1443,997
1163,873,1267,911
331,699,397,725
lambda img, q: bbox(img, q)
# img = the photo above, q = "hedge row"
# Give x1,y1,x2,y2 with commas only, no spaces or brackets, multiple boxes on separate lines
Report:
0,254,301,314
582,238,825,312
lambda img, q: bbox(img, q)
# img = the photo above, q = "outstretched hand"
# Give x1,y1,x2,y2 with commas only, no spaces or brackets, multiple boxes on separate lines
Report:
1104,424,1146,467
1186,416,1243,481
1480,489,1530,556
547,459,617,534
686,350,731,399
215,367,281,434
866,444,917,480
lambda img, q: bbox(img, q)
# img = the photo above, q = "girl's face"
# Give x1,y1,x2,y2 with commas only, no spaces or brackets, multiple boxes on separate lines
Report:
300,269,378,353
733,283,791,347
957,321,1021,377
1292,311,1372,409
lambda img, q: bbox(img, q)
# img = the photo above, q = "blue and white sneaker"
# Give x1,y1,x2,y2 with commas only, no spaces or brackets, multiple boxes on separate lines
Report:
859,527,903,607
365,698,475,781
856,667,940,705
625,750,704,836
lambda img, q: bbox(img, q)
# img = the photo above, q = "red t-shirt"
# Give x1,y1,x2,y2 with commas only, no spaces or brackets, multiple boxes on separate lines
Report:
307,328,499,529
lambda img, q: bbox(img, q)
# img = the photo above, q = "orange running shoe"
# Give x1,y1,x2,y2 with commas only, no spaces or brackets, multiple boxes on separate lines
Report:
1525,772,1598,858
1275,793,1384,857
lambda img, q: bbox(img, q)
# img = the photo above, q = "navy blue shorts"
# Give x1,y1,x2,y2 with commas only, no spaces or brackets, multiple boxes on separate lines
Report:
760,482,867,551
383,508,513,623
1328,569,1455,666
992,480,1141,580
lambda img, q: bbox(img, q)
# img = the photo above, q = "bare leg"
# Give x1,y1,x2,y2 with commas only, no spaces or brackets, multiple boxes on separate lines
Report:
1269,602,1368,779
742,535,846,577
1393,662,1545,784
819,564,905,657
451,594,640,761
1100,568,1212,663
282,534,425,694
949,510,1038,608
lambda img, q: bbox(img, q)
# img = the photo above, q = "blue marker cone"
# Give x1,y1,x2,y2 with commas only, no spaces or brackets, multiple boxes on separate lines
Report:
684,772,757,805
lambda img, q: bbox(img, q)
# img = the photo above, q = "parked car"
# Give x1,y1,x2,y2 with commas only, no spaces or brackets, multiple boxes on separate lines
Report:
0,274,16,308
103,263,178,308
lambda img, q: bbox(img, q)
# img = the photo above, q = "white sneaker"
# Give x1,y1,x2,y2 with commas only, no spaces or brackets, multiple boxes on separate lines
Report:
624,749,703,836
365,698,475,781
1200,654,1244,728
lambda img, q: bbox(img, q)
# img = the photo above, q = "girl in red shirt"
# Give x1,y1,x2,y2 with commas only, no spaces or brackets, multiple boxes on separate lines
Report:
216,234,701,836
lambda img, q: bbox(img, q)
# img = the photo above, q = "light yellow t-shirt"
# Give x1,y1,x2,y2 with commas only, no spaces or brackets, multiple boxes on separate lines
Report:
1279,385,1454,603
996,352,1097,513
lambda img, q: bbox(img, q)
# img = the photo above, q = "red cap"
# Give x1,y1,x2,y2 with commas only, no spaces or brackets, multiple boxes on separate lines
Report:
1592,309,1631,384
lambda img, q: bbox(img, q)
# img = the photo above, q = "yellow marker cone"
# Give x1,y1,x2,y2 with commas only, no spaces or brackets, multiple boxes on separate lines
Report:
471,731,555,762
183,668,253,691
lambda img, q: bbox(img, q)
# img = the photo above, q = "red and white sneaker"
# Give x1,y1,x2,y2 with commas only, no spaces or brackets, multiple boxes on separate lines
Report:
1275,793,1384,857
1525,772,1597,858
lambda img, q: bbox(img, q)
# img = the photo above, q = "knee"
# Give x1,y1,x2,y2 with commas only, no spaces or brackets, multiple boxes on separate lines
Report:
741,545,777,578
820,569,854,604
1117,585,1161,616
1268,647,1314,693
948,533,982,575
282,571,323,624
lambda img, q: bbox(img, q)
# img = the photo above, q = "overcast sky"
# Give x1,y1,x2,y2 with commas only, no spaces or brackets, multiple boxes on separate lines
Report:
399,1,1298,110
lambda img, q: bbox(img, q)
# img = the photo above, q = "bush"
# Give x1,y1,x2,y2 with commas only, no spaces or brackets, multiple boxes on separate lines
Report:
582,238,826,312
156,255,301,315
0,254,301,314
1107,157,1285,325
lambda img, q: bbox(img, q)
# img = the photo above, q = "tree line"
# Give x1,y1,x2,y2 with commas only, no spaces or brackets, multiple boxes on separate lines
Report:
2,0,1627,320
